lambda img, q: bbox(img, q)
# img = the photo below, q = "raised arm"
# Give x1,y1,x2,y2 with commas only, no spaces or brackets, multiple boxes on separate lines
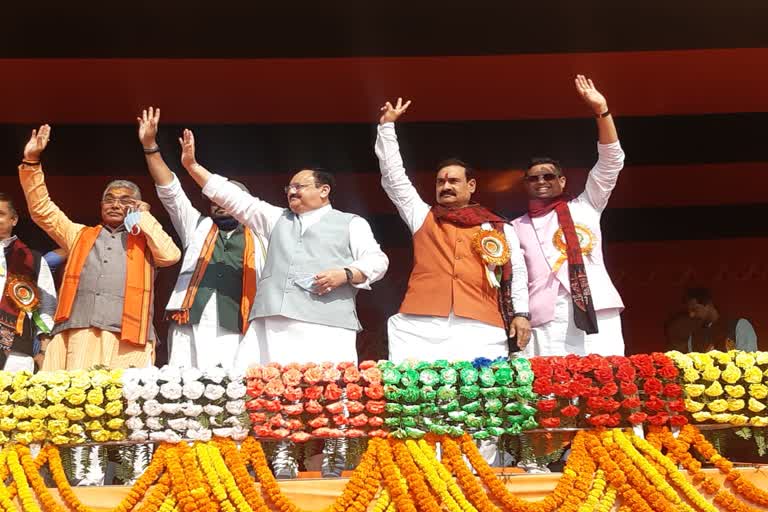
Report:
179,129,283,237
18,125,85,251
573,75,625,212
375,98,430,234
139,107,202,247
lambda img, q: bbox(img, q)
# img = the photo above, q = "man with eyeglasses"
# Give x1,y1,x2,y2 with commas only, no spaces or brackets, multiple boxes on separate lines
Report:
512,75,626,358
17,124,181,371
138,108,267,371
179,128,389,477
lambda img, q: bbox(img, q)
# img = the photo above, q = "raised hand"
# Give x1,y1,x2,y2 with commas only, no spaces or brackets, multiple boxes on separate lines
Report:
179,129,197,169
575,75,608,115
379,97,412,125
137,107,161,148
23,124,51,161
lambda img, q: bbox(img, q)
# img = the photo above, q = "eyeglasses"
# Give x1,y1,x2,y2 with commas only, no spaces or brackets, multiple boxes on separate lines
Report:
101,197,136,207
284,183,315,194
524,173,560,183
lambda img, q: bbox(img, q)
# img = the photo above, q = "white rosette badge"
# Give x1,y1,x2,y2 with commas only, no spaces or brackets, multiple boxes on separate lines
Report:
471,229,510,288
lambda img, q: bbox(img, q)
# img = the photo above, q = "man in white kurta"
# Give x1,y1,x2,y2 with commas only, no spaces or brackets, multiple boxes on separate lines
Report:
178,128,389,477
139,108,266,371
375,99,530,363
513,76,625,358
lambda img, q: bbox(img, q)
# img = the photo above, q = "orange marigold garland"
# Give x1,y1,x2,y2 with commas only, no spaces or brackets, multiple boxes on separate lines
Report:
582,430,656,512
390,438,442,512
15,444,68,512
374,437,417,512
441,436,501,512
214,438,270,512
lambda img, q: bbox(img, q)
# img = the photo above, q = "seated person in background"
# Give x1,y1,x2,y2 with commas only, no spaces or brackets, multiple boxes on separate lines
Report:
686,287,757,352
664,310,700,353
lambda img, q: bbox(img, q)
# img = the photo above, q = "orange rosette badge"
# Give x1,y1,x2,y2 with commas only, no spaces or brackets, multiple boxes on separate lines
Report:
6,275,39,312
551,223,595,272
471,229,509,288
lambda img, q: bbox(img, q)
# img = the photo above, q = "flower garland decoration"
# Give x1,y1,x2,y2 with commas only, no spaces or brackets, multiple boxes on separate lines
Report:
382,357,537,440
246,361,386,441
532,352,685,428
123,365,249,443
0,368,125,445
668,350,768,429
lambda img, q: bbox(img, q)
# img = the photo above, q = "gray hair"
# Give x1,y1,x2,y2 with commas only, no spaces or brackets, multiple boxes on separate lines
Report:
102,180,142,201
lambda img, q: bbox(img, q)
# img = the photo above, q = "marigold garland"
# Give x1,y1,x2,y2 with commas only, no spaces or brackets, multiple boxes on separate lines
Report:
374,437,416,512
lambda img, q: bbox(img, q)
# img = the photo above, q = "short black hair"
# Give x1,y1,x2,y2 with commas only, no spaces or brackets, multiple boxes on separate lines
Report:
526,157,563,176
0,193,18,217
436,158,475,181
685,287,713,305
311,169,336,191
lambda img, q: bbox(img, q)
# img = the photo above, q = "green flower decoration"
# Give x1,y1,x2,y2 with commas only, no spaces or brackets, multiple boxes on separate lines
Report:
440,368,458,385
459,385,480,400
382,368,402,385
461,400,481,413
459,368,479,385
401,386,421,403
385,403,404,414
448,410,468,422
419,370,440,387
420,404,438,416
479,387,502,399
401,369,420,387
494,367,513,386
436,385,457,401
402,404,421,416
420,386,437,402
485,398,503,414
479,367,496,387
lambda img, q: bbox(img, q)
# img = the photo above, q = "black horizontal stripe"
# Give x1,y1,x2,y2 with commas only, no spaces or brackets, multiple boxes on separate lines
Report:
0,113,766,178
2,2,767,58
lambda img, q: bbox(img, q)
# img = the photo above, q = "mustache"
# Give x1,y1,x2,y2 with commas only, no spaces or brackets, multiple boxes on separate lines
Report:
289,194,300,200
440,190,456,196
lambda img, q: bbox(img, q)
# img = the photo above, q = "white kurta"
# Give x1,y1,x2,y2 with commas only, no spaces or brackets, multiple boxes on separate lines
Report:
0,235,56,371
515,141,626,358
156,174,267,370
203,176,389,365
375,123,529,363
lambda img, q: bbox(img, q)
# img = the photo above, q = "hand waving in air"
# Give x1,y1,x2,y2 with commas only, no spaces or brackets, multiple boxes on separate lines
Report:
574,75,608,116
379,97,412,125
179,129,198,169
23,124,51,162
137,107,160,148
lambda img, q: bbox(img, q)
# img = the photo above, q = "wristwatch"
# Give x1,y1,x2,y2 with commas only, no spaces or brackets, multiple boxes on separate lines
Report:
513,312,531,320
343,267,354,283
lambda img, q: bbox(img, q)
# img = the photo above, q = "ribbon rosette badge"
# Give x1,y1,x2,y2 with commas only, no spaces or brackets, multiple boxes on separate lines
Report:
7,275,39,311
471,229,509,288
551,223,595,272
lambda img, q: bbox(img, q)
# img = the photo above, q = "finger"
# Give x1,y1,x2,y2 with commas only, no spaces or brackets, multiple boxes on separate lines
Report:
587,78,595,90
155,107,161,123
401,100,412,112
142,109,148,123
396,97,402,109
137,117,143,126
30,129,37,140
385,101,393,111
178,137,184,148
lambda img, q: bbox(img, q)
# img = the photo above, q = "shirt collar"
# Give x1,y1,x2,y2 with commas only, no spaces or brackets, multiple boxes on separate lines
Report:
297,203,332,220
0,235,18,249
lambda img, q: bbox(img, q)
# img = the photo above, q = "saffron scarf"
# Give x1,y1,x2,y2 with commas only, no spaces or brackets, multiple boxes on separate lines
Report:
432,204,519,349
170,223,257,335
529,196,598,334
55,226,153,346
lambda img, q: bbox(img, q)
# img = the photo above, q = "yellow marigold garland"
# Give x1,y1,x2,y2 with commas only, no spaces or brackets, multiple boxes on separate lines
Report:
391,439,441,512
0,448,20,512
628,430,718,512
213,439,269,512
440,436,502,512
7,447,41,512
374,437,416,512
405,438,475,512
576,469,606,512
15,444,68,512
196,443,237,512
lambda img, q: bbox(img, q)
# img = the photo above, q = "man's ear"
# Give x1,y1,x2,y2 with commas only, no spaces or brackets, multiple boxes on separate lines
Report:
320,184,331,199
468,178,477,193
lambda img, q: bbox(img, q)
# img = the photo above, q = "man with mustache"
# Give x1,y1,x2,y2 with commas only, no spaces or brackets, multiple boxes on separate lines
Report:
18,124,181,370
512,75,625,358
375,99,531,364
138,108,267,370
179,128,389,477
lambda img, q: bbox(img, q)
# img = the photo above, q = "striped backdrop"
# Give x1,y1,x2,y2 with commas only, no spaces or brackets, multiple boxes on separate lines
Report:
1,2,767,361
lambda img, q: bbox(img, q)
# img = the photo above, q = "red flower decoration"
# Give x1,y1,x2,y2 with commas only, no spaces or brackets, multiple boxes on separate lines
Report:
540,417,561,428
346,383,363,400
536,399,557,412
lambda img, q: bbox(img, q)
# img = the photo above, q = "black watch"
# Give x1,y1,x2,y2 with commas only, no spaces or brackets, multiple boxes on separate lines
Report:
513,312,531,320
343,267,354,283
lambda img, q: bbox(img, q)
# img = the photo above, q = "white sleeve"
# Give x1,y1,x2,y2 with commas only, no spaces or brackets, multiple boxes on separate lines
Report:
735,319,758,352
347,217,389,290
155,173,203,249
503,224,529,314
202,174,285,238
36,257,56,333
375,122,431,233
577,141,625,212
